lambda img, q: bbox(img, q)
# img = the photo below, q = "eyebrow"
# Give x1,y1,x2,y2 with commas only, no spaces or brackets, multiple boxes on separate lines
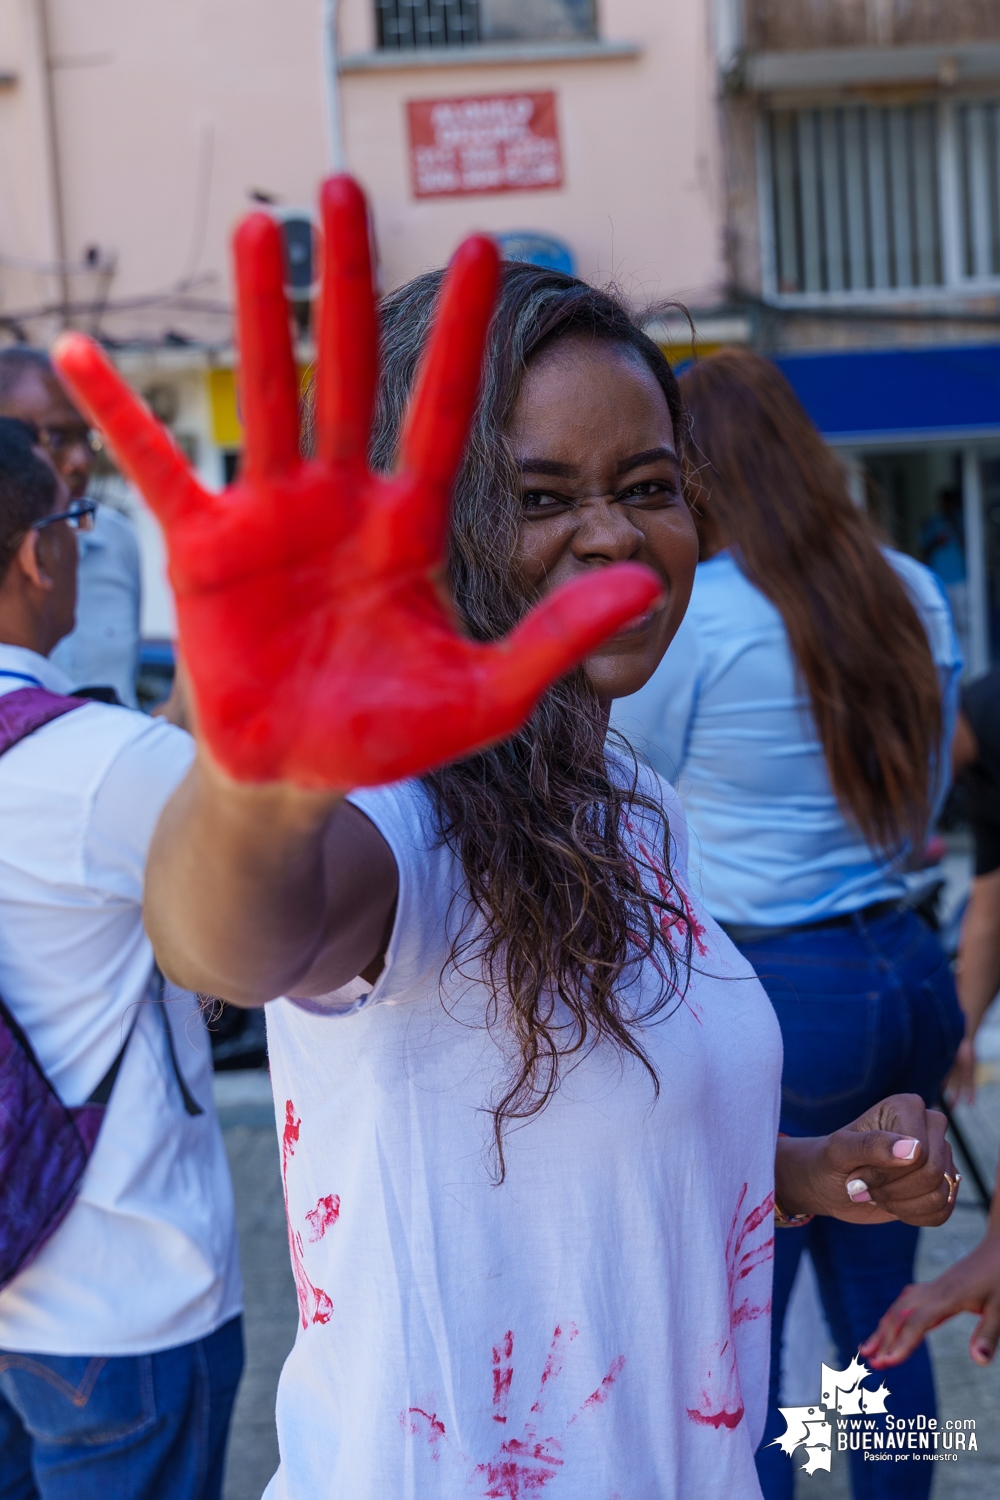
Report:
616,447,680,475
517,447,680,479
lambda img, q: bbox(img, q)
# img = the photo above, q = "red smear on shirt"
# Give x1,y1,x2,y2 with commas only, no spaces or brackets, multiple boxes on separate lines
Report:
686,1184,775,1431
530,1323,577,1413
579,1355,626,1411
493,1331,515,1420
281,1099,335,1329
625,818,709,960
306,1193,341,1242
403,1407,447,1462
474,1435,565,1497
687,1399,746,1430
402,1324,623,1494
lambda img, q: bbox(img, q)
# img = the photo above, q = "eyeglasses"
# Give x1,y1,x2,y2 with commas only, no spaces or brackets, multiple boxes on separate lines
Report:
36,425,102,457
32,500,97,534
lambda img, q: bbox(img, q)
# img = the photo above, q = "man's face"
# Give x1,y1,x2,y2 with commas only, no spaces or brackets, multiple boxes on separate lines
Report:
0,372,93,501
31,447,79,646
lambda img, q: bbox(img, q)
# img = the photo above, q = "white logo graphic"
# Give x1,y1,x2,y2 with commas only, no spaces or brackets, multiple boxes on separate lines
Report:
773,1357,890,1475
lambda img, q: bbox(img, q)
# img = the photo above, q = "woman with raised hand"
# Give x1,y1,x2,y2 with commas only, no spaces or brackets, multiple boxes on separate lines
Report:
55,179,957,1500
614,349,964,1500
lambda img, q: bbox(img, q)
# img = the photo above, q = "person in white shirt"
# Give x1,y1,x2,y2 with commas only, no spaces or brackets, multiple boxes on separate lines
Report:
0,418,242,1499
56,185,960,1500
0,347,141,707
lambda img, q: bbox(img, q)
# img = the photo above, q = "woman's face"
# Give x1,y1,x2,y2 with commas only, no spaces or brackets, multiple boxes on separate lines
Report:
509,336,698,702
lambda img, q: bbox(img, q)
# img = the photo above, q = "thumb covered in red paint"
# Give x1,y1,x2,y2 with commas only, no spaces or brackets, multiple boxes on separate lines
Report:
482,562,662,723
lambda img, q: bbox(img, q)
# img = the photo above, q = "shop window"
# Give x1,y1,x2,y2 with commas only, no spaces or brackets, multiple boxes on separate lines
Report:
862,448,972,663
767,104,943,295
375,0,595,51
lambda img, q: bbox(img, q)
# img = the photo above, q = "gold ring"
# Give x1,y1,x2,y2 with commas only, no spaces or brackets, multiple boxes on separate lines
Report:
944,1171,962,1205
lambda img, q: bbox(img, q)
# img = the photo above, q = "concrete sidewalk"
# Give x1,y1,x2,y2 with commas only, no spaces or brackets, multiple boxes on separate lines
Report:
217,1072,295,1500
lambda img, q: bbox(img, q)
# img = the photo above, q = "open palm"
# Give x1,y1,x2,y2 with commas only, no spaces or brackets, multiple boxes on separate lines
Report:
54,176,658,790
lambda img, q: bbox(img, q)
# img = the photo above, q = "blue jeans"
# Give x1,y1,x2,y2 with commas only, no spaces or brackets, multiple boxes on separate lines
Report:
739,907,963,1500
0,1316,243,1500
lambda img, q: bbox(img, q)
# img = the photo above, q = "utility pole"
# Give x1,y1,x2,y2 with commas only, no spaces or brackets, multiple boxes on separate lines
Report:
35,0,70,326
322,0,345,172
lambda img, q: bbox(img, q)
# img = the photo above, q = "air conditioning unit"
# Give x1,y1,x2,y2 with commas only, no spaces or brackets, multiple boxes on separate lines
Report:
275,209,318,333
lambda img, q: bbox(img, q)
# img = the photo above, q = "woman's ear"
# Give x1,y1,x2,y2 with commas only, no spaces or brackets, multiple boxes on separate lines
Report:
12,528,55,592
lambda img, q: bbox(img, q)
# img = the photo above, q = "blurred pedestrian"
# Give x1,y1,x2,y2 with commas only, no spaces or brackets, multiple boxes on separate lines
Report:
944,666,1000,1101
614,348,963,1500
0,347,141,707
0,418,242,1498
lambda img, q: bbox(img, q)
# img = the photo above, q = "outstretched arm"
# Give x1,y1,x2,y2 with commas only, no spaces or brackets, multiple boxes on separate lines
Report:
861,1165,1000,1369
55,177,659,1002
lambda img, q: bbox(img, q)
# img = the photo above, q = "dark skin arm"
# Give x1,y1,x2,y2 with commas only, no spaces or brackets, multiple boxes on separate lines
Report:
861,1168,1000,1369
147,753,397,1004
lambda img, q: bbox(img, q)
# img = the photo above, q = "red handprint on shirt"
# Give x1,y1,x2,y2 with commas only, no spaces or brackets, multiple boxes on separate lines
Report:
686,1183,774,1431
53,176,659,793
403,1324,625,1497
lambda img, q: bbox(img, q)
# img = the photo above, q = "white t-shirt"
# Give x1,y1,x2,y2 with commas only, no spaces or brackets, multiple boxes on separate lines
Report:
0,645,241,1355
264,770,782,1500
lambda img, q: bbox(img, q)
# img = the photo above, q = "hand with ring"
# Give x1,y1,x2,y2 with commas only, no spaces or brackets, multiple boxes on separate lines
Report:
773,1093,958,1227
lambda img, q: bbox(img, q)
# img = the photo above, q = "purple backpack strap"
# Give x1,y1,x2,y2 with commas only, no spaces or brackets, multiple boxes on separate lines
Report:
0,685,87,750
0,685,100,1290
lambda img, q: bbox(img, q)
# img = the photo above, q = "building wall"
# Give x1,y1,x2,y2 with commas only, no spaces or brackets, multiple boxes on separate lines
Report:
0,0,728,343
0,0,329,346
338,0,727,303
746,0,1000,52
0,0,731,639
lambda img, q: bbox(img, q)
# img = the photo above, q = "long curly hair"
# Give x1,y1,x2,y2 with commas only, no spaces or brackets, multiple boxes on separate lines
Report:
368,262,692,1177
681,349,943,858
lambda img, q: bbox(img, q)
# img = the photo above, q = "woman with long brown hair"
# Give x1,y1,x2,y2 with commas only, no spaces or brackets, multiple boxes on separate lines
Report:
615,347,964,1500
53,182,957,1500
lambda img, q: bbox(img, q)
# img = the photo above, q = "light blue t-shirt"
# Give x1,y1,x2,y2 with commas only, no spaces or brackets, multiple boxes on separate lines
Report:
611,549,962,928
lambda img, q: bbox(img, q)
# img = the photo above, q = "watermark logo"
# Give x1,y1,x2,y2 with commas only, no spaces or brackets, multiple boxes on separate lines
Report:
773,1357,978,1475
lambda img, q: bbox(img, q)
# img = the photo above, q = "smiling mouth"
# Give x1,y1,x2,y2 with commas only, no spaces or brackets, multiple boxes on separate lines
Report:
611,603,662,641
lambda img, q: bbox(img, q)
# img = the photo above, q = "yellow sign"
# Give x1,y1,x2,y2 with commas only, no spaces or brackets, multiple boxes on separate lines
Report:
207,364,314,449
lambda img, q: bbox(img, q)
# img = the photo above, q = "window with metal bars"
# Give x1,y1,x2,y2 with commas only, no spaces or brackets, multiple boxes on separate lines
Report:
958,100,1000,280
375,0,595,50
376,0,478,49
767,104,944,296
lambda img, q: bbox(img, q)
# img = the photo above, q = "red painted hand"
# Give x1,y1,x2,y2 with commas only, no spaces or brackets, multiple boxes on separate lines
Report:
53,177,659,790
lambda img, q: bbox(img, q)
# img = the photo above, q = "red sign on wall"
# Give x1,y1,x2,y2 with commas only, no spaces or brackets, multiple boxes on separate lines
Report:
407,92,564,199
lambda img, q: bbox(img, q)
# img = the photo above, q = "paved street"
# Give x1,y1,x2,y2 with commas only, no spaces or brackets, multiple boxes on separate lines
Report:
216,1033,1000,1500
217,1072,296,1500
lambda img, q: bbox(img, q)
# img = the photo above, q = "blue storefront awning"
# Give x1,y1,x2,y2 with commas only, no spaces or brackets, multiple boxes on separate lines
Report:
772,343,1000,445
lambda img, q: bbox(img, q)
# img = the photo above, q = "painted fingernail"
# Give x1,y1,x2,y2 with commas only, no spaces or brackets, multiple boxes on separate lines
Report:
847,1178,873,1203
892,1138,920,1160
974,1342,993,1364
